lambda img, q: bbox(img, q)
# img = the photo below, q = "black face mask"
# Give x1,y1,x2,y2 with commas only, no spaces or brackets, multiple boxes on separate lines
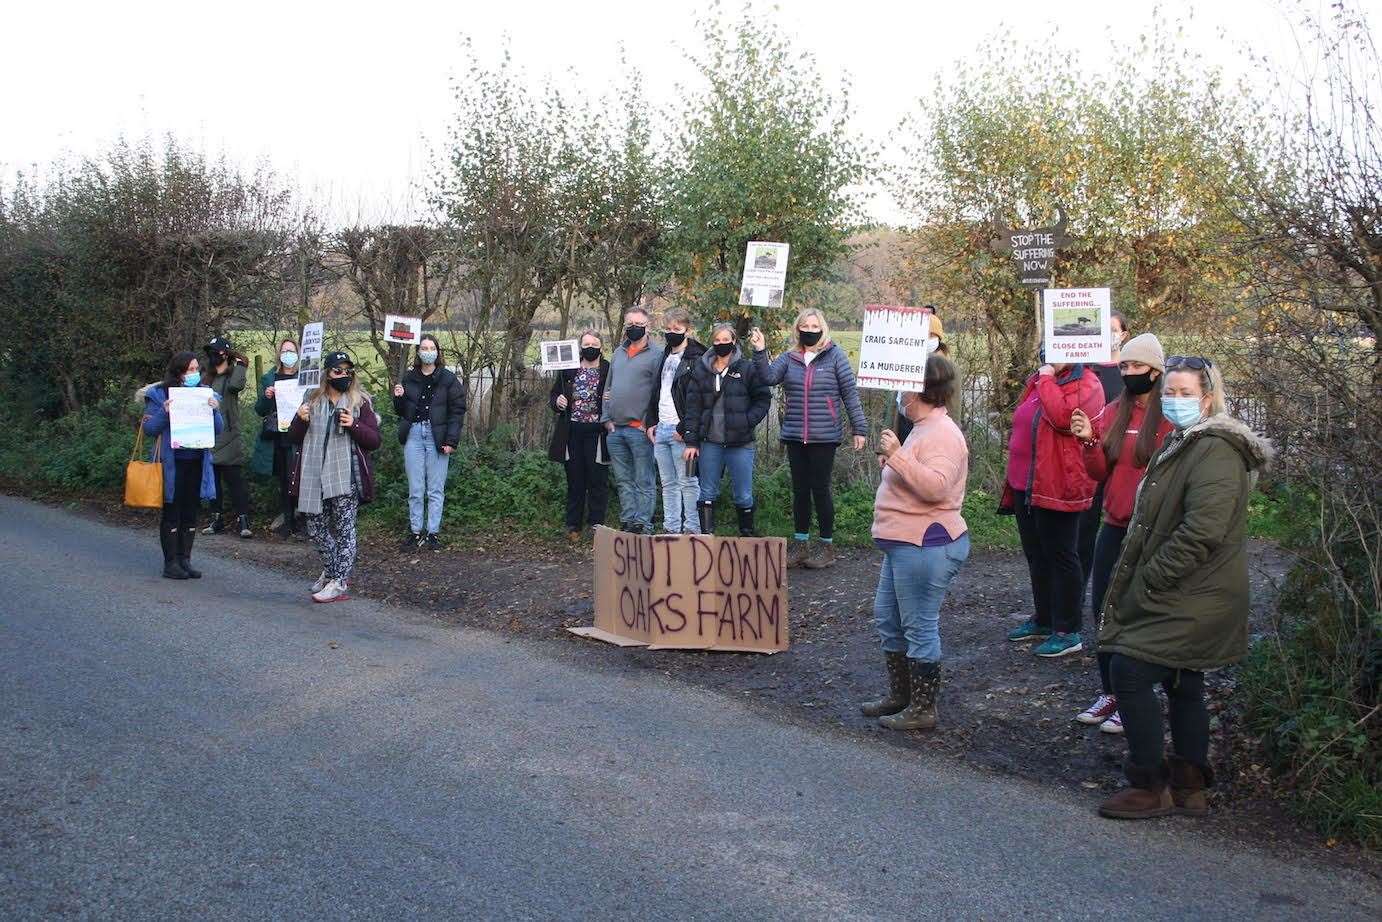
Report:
580,346,601,362
625,325,646,342
327,375,352,393
664,331,685,349
712,342,735,358
798,329,823,347
1122,370,1157,396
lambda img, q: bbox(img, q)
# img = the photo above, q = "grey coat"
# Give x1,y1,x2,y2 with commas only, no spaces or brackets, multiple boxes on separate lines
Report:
209,363,248,466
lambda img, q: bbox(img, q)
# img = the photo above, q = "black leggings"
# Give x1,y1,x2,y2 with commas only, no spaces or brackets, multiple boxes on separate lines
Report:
1089,523,1128,693
1012,490,1084,634
785,441,837,538
564,422,609,530
1077,481,1105,611
1110,653,1210,774
273,440,296,521
161,458,202,532
209,463,249,517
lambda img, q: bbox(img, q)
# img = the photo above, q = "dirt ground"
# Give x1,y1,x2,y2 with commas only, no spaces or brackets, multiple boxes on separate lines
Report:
13,484,1377,877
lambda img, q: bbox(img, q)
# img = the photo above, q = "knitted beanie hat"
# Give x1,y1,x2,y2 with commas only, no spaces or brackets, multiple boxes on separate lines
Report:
1119,333,1165,372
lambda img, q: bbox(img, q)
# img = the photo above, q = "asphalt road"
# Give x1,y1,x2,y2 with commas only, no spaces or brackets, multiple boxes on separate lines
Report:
1,495,1378,920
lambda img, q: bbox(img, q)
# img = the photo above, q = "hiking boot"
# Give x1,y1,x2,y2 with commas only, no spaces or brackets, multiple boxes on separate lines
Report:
1007,619,1052,642
1034,631,1083,658
177,528,202,579
735,506,756,537
698,501,715,535
803,541,837,569
274,517,295,538
860,651,910,717
1076,694,1118,725
270,513,286,532
312,578,351,604
202,513,224,536
1099,762,1173,820
237,514,253,538
1099,711,1125,734
566,529,582,543
878,660,941,731
310,570,330,594
400,532,422,551
1168,755,1213,817
786,538,812,568
422,533,442,551
160,527,189,579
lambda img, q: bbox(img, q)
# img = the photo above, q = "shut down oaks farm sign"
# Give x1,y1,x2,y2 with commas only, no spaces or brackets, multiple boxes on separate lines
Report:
569,527,789,653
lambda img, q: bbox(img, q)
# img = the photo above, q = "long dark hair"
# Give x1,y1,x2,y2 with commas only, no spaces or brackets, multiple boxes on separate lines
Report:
1102,377,1165,468
162,351,198,390
412,334,442,372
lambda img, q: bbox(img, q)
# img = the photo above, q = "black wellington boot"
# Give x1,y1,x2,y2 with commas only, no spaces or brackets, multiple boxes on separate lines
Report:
860,651,910,717
878,660,941,730
698,501,715,535
161,526,189,580
178,528,202,579
735,505,757,537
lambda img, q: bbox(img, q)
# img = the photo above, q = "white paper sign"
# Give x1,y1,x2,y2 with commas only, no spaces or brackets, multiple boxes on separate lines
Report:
384,314,422,345
738,241,790,308
273,379,305,433
1043,288,1112,364
540,339,580,372
169,386,216,449
857,306,933,392
298,321,324,388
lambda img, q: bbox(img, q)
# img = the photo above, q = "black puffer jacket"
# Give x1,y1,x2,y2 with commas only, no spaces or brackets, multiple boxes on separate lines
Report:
393,366,467,451
644,339,708,434
682,345,772,448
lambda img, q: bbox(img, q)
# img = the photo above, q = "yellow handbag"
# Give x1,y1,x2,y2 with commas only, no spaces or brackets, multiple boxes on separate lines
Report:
124,423,164,509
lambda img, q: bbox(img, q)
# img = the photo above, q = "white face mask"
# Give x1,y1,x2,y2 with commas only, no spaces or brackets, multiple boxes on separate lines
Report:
926,337,940,354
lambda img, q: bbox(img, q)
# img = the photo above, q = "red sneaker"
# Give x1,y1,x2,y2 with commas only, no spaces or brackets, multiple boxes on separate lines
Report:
1076,694,1118,725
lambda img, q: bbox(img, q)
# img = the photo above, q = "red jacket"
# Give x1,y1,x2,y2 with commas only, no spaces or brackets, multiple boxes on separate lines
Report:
1000,366,1106,513
1081,397,1174,528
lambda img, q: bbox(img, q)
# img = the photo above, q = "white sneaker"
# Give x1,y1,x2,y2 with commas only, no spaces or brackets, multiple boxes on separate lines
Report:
312,578,350,604
310,570,330,594
1076,694,1118,725
1099,711,1125,734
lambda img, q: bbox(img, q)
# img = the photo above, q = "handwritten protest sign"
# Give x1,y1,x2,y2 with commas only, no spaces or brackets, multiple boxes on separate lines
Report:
383,314,422,345
540,339,580,372
738,241,790,309
990,207,1072,288
169,387,215,449
1043,288,1112,364
298,321,324,389
569,527,789,653
273,379,305,432
856,305,932,392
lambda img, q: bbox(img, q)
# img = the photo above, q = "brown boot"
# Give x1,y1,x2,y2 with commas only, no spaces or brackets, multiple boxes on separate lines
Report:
786,539,812,568
1099,762,1173,819
1168,755,1212,817
878,660,940,730
860,651,910,717
802,541,837,569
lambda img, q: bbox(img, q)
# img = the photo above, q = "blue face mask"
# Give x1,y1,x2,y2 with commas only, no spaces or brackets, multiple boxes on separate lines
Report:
182,371,201,388
1162,396,1203,429
280,351,299,368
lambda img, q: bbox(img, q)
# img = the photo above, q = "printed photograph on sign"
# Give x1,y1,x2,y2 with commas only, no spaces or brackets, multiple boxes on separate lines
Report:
738,241,790,307
856,305,932,392
1043,288,1112,364
298,321,324,389
383,314,422,345
540,338,581,372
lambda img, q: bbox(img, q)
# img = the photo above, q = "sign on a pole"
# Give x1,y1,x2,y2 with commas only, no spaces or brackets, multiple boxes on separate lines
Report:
1043,288,1112,364
990,206,1072,288
383,314,422,345
856,305,933,392
298,322,324,388
540,339,580,372
738,241,790,308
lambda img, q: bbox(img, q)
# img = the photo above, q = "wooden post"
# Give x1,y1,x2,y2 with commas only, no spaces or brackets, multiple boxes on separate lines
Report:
1034,288,1044,357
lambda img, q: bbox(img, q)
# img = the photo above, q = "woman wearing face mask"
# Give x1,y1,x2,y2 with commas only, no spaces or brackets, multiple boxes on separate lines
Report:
550,331,612,540
1067,334,1174,735
201,336,253,539
1096,357,1271,820
287,351,382,603
252,338,304,537
748,308,867,568
392,335,467,550
892,309,948,444
682,324,772,536
862,356,969,731
1001,352,1105,658
141,352,224,579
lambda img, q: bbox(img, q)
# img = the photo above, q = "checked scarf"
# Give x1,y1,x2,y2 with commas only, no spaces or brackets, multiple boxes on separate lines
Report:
297,395,354,515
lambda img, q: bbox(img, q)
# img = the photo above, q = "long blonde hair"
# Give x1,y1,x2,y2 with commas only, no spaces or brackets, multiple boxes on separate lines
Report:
793,307,831,350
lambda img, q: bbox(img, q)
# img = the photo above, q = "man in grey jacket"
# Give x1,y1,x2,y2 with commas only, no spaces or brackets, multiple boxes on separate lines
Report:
599,306,660,533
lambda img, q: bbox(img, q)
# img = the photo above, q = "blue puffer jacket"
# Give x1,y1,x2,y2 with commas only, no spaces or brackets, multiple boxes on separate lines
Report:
753,342,868,444
142,385,224,502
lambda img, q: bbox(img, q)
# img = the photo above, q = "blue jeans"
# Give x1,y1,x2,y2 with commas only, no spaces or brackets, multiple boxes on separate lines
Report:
697,442,755,508
404,422,450,534
606,424,656,529
653,423,700,533
873,535,971,662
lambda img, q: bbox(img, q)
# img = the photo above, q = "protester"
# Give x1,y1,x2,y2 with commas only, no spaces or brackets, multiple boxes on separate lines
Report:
141,351,223,579
862,355,969,731
1069,334,1174,734
1077,312,1129,615
392,335,467,550
1001,356,1105,657
893,308,948,443
682,323,772,536
644,309,706,534
287,351,382,603
251,339,304,537
600,306,660,534
749,308,868,568
1096,357,1271,819
200,336,253,539
550,330,611,540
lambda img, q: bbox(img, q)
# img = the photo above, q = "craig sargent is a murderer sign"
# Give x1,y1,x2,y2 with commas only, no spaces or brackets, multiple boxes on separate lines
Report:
856,305,933,391
570,527,789,653
1043,288,1112,364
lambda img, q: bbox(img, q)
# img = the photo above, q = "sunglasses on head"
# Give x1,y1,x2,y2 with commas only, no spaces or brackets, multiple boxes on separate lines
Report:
1166,355,1213,371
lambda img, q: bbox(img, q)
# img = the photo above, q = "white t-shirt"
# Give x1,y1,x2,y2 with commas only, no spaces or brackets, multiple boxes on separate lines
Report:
658,350,681,426
802,349,817,366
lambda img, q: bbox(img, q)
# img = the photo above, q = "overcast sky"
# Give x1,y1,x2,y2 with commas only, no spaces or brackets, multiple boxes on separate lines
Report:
2,0,1356,223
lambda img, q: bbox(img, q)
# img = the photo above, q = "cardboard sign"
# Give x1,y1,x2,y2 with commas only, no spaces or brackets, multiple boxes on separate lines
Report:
169,386,216,449
1043,288,1112,364
738,241,790,308
540,338,580,372
383,314,422,345
298,321,324,389
856,305,932,391
569,526,789,653
990,207,1072,288
273,379,305,432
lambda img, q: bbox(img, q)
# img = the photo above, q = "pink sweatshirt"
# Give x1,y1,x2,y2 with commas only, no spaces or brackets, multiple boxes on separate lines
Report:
872,404,969,543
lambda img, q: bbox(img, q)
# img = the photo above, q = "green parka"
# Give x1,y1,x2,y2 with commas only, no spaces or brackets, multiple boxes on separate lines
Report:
208,362,248,466
1098,413,1274,672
